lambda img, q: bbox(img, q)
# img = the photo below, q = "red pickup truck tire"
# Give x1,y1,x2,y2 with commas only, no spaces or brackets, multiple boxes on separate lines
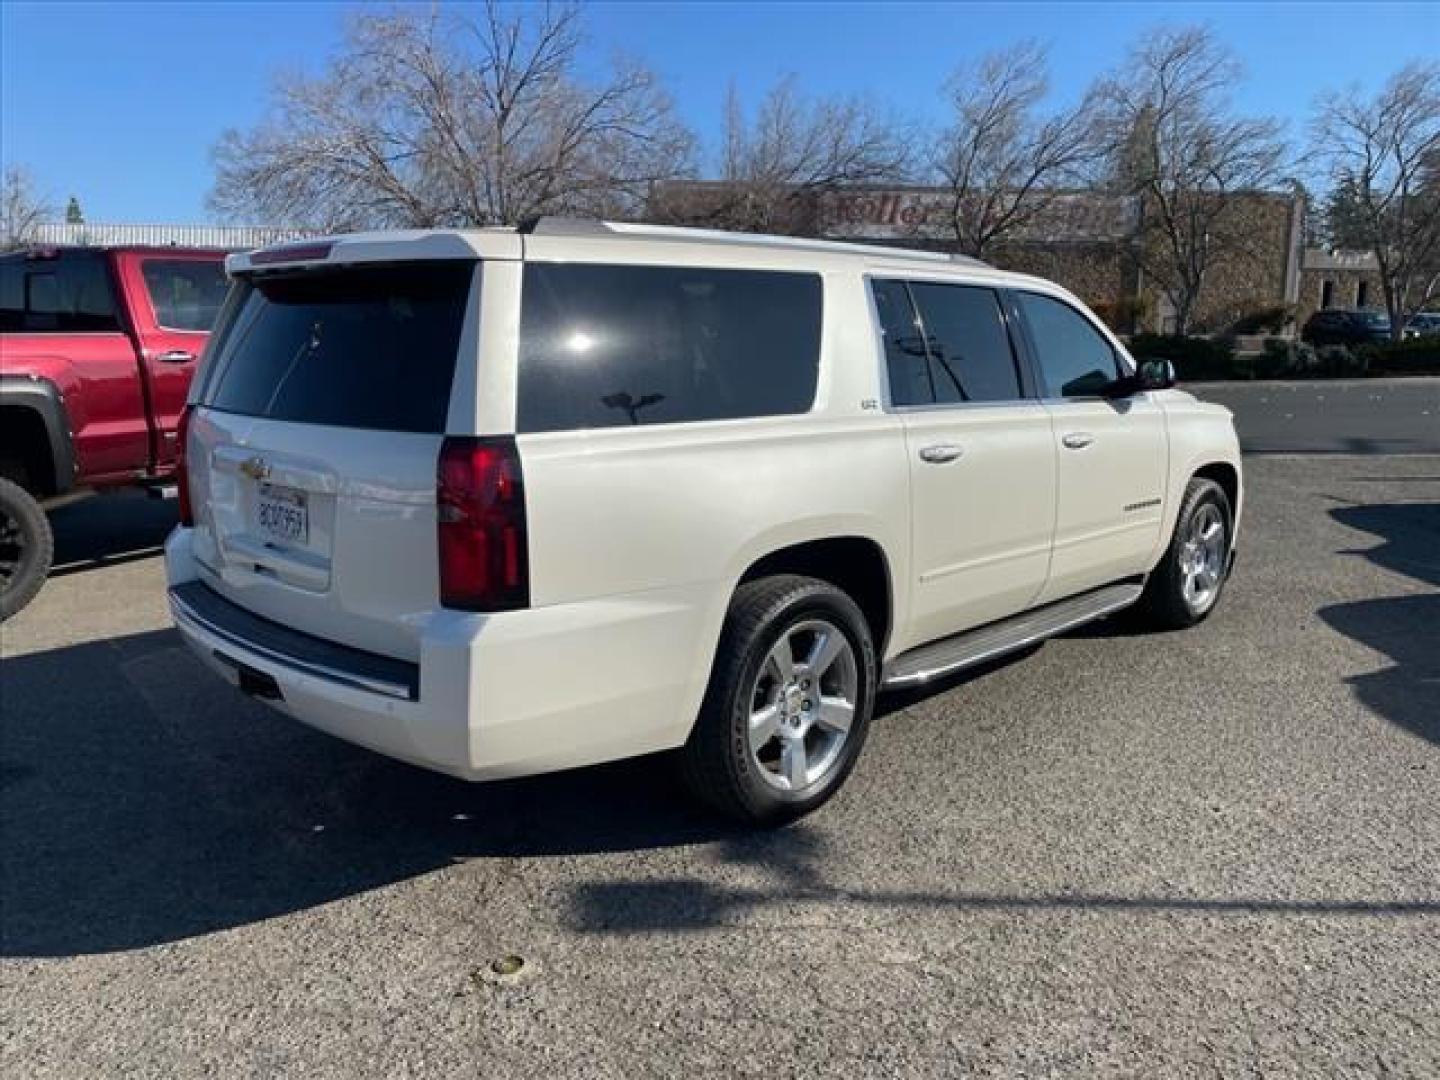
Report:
0,475,52,621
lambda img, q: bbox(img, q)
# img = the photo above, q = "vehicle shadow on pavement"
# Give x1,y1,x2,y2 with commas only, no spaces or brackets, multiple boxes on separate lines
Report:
560,829,1440,935
0,629,738,958
47,491,178,578
1318,501,1440,749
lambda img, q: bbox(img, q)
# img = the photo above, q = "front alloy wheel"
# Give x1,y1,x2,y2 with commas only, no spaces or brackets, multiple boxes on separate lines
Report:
1135,476,1232,630
1177,501,1227,616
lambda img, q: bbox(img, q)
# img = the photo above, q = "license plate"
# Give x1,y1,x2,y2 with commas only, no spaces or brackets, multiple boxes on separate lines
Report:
255,484,308,545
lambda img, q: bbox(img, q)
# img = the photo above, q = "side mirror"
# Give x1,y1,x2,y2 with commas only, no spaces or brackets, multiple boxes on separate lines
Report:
1135,358,1177,391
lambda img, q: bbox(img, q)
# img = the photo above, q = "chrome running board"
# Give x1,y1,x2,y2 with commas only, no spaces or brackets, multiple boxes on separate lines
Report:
882,577,1145,690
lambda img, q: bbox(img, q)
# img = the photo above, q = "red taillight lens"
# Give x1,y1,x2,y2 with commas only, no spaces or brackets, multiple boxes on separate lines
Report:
176,404,195,527
437,436,529,611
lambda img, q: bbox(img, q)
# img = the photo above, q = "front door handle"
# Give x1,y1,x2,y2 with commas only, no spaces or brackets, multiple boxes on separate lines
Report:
918,444,964,464
1061,432,1095,450
157,349,196,365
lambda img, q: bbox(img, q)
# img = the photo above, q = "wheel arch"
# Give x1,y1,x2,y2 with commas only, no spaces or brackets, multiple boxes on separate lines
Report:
1192,460,1240,520
735,535,894,658
0,376,75,498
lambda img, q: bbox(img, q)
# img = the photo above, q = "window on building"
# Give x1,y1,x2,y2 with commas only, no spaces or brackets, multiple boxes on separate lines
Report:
1014,291,1122,399
517,263,822,432
1356,280,1369,308
1321,280,1335,309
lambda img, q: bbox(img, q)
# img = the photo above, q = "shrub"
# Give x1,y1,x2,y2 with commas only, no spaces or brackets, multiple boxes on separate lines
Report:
1127,333,1236,380
1256,337,1318,379
1359,337,1440,375
1229,305,1296,336
1316,345,1368,377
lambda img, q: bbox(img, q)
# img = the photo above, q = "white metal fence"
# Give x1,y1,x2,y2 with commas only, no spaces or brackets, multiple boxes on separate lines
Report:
25,221,314,250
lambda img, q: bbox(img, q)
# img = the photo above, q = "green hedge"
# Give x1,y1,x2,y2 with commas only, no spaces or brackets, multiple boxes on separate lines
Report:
1359,337,1440,375
1127,334,1236,380
1228,305,1296,335
1127,333,1440,380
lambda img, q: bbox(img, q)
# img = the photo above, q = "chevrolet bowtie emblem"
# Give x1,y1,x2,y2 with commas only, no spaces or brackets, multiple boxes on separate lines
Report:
239,455,271,481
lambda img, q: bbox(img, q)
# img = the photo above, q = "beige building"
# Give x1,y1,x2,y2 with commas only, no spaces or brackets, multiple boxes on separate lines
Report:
1297,249,1383,322
653,183,1307,336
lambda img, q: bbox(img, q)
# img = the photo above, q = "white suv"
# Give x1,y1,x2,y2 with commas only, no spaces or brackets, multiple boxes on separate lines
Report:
165,220,1241,824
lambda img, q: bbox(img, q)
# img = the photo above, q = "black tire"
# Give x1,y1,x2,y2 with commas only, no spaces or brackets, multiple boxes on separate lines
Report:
1134,477,1232,631
681,574,877,826
0,476,54,622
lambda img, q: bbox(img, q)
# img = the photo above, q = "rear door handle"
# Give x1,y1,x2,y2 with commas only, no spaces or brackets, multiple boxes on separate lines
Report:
918,444,964,464
157,349,196,364
1061,432,1094,450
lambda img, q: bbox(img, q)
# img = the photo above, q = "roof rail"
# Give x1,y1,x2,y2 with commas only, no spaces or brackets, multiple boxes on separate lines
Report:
514,216,990,267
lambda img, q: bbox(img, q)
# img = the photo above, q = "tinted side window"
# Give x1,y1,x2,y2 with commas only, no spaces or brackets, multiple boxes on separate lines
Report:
204,263,472,434
518,264,821,433
142,259,230,331
908,283,1021,403
1015,292,1120,398
0,254,120,333
0,262,20,331
872,279,931,407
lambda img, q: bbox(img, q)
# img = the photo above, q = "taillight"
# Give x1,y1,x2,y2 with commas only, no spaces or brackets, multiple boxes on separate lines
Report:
437,436,529,611
176,404,195,527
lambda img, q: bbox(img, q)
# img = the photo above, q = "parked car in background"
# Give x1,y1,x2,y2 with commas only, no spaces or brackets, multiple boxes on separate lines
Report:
1403,312,1440,339
0,245,230,618
1301,308,1392,346
165,220,1243,824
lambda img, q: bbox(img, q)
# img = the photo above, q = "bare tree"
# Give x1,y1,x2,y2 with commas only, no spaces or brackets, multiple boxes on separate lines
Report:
1312,61,1440,340
936,42,1101,259
209,2,694,229
1096,26,1286,334
658,76,910,233
1,167,53,250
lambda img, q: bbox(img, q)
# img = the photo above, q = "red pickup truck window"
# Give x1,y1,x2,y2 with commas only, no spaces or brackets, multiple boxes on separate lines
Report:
0,253,121,333
141,259,230,332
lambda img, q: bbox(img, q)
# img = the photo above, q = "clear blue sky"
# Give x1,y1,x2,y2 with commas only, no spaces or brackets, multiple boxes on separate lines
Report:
2,1,1436,223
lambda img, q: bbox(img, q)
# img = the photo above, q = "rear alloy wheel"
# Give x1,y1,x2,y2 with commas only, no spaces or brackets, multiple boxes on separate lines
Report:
747,618,861,793
681,575,876,825
0,477,54,622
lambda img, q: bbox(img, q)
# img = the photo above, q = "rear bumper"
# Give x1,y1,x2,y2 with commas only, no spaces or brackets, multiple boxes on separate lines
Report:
164,527,717,781
170,580,419,701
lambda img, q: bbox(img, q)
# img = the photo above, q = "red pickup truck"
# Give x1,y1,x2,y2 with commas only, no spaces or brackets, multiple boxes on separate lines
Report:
0,245,230,618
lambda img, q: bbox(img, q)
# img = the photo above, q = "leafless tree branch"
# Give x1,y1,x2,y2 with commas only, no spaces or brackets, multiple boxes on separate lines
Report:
935,42,1103,259
209,1,695,228
1,167,54,250
662,76,911,233
1311,61,1440,338
1095,26,1287,333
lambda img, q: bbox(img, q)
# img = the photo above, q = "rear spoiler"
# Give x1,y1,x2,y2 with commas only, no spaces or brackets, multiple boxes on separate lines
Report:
227,230,518,276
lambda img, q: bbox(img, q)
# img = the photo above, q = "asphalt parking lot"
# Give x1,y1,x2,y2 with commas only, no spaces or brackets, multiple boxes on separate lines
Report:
1192,377,1440,454
4,431,1439,1074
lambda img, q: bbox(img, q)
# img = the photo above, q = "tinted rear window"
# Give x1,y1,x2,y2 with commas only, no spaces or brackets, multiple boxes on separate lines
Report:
204,263,473,433
517,263,822,433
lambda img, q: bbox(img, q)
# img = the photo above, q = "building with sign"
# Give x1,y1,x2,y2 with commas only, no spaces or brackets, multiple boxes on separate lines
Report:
653,182,1308,336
